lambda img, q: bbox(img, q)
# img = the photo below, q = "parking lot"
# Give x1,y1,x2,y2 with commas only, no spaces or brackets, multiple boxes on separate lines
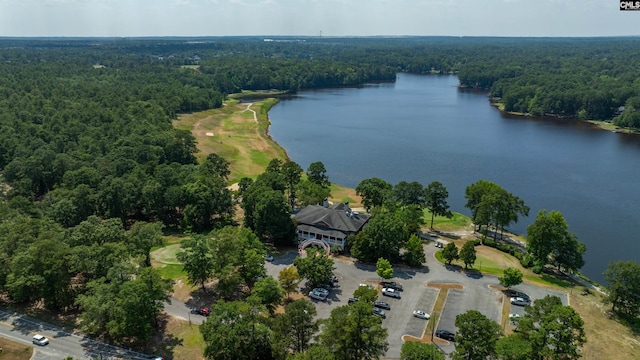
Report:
265,244,567,359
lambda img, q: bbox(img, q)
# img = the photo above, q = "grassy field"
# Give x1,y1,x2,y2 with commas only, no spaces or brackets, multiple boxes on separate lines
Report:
173,99,287,184
0,338,32,360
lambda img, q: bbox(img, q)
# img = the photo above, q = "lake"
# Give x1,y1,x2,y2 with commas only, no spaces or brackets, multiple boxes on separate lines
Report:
268,73,640,285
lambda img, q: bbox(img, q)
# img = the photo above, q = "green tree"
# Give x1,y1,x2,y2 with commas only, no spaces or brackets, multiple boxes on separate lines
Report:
182,179,234,231
603,260,640,317
516,295,586,360
356,178,392,211
552,232,586,273
376,258,394,280
200,301,273,360
393,181,425,206
398,204,425,235
76,265,171,343
200,153,231,181
495,333,533,360
307,161,330,188
459,241,477,269
289,345,335,360
176,235,215,290
527,210,584,271
354,284,378,303
279,299,318,353
400,341,445,360
294,248,335,287
404,234,426,267
253,189,297,245
278,265,301,299
424,181,452,229
453,310,502,360
499,267,523,289
441,242,459,265
127,221,164,267
282,160,303,210
251,276,285,315
319,302,389,360
351,212,408,263
297,179,331,206
208,226,267,292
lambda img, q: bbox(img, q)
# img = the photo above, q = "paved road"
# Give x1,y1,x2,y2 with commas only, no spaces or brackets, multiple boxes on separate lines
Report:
0,308,154,360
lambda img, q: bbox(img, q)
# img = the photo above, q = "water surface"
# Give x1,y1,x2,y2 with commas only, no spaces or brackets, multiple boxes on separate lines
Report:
268,73,640,284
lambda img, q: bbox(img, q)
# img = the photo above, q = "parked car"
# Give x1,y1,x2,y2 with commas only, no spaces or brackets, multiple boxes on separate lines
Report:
348,297,359,304
264,254,274,262
372,307,387,319
413,310,430,320
374,301,391,310
381,281,403,291
510,297,530,306
309,290,327,301
313,287,330,297
508,313,522,320
32,334,50,346
382,287,401,299
196,307,212,316
358,283,374,289
435,329,455,341
504,289,530,300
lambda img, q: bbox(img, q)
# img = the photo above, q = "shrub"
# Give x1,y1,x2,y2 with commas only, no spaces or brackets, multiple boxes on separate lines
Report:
532,264,544,274
470,239,482,247
484,238,497,247
519,254,534,268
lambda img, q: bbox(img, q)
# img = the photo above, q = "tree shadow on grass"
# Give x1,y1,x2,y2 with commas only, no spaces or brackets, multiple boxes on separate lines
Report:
147,314,184,360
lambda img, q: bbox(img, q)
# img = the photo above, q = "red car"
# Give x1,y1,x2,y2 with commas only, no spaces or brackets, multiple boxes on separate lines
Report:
196,307,211,316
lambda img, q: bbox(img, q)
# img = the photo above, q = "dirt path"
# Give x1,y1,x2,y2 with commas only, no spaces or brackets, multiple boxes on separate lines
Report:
242,102,258,123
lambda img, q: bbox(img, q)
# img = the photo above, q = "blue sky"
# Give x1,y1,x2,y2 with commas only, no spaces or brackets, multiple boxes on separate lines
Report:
0,0,637,37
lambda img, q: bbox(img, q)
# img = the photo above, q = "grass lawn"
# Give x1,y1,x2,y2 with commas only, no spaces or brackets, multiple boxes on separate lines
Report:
172,99,287,183
0,338,33,360
422,209,472,232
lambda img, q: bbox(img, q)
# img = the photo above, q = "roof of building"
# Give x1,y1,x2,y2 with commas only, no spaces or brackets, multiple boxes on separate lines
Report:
293,204,370,234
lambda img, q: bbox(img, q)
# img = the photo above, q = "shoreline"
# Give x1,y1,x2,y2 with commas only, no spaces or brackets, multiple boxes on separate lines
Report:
490,101,639,135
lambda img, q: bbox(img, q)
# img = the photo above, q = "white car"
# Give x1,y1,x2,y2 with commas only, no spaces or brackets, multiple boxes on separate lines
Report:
32,334,49,346
264,254,274,262
510,297,530,306
413,310,430,320
313,287,330,297
508,313,522,320
309,290,327,301
382,287,401,299
358,283,373,289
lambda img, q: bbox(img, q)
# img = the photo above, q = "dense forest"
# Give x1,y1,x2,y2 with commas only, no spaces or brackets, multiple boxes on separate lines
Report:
0,36,639,348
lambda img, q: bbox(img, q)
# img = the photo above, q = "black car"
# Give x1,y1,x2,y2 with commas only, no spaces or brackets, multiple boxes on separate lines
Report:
373,301,391,310
504,289,530,300
348,297,359,304
435,330,455,341
372,307,387,319
381,281,403,291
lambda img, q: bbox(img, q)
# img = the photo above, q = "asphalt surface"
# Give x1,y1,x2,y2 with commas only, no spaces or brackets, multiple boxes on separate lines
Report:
259,242,567,359
0,241,567,360
0,308,154,360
